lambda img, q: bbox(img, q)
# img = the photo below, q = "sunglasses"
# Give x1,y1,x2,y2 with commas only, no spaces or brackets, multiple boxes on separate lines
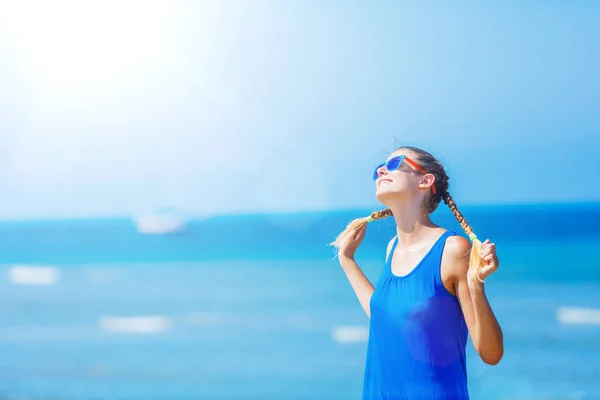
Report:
373,156,436,194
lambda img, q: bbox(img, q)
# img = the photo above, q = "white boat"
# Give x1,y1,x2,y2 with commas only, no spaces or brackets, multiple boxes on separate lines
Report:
134,210,187,234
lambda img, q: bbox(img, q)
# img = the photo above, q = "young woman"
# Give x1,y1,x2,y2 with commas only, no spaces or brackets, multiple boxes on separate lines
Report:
331,146,503,400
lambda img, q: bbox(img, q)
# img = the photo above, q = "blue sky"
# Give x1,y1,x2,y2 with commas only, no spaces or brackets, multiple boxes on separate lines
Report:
0,1,598,219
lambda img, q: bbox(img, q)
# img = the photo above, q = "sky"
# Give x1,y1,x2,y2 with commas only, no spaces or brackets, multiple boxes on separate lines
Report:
0,0,599,219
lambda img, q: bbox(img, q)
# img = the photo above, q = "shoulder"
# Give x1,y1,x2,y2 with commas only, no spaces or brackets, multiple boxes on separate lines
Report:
445,234,471,259
442,234,472,276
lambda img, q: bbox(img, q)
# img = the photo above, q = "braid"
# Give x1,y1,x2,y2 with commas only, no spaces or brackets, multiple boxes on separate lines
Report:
442,193,476,241
442,192,484,278
370,208,393,221
330,208,392,252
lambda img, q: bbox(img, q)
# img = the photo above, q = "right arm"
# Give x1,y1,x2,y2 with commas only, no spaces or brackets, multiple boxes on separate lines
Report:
338,225,395,318
338,256,375,318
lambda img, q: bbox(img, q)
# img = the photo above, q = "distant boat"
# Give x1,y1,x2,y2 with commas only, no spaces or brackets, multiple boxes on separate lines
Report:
134,209,187,235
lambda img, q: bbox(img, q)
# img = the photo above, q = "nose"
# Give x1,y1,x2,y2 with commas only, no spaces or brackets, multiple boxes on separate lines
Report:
373,162,389,181
377,165,388,178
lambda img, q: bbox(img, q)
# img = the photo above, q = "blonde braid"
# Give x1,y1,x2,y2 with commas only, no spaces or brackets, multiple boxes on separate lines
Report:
330,208,393,251
443,193,484,280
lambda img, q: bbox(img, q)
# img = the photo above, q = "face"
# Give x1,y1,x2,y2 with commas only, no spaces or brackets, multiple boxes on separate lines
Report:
374,149,434,206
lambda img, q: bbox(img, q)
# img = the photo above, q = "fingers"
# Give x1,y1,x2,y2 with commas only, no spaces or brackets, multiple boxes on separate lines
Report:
478,264,496,279
478,240,499,272
352,223,367,241
482,242,495,251
479,240,496,257
357,223,367,238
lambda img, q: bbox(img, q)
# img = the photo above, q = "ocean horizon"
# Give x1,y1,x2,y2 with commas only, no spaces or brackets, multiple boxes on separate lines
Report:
0,202,599,399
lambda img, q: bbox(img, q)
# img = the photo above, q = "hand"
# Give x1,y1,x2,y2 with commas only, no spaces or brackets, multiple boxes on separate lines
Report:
468,239,499,288
339,224,367,260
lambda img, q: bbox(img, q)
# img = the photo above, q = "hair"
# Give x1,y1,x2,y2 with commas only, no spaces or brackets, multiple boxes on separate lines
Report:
330,146,484,275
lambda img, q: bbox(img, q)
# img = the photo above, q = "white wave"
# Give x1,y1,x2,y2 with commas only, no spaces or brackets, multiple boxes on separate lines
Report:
556,307,600,325
98,316,172,334
331,325,369,343
134,212,186,235
8,265,59,285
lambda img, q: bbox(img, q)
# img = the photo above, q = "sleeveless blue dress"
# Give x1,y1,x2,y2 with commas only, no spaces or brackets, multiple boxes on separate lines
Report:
362,230,469,400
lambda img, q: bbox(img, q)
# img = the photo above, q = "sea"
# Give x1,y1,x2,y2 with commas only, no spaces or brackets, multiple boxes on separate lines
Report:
0,202,599,400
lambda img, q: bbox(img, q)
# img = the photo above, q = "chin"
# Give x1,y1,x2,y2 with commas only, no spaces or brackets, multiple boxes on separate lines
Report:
376,185,415,206
375,189,400,206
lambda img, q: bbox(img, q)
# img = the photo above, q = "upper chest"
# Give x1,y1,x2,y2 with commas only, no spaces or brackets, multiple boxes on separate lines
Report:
390,240,439,277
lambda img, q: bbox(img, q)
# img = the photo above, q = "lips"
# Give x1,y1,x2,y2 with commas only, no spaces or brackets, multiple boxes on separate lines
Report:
377,178,392,187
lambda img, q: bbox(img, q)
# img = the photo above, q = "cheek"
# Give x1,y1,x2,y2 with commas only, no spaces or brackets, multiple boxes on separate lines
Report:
376,176,410,193
388,171,415,186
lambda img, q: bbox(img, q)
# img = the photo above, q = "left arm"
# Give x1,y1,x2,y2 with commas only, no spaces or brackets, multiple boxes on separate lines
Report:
443,237,504,365
462,276,504,365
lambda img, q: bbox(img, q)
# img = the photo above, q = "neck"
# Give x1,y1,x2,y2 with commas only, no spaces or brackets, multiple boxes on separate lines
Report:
388,199,437,246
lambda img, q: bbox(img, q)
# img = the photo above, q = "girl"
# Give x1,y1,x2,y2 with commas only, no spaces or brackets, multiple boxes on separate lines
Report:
332,146,503,400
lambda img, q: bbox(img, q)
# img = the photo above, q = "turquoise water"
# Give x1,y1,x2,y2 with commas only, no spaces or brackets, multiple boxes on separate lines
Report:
0,203,599,399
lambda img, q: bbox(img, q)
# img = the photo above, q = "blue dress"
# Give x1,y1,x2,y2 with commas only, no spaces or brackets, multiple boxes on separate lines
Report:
362,230,470,399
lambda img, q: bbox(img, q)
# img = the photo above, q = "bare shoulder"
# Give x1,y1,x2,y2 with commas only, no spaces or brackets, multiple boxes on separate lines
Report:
445,235,471,259
442,234,472,276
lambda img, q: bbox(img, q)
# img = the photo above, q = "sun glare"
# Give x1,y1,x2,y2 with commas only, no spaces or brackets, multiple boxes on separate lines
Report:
2,0,178,97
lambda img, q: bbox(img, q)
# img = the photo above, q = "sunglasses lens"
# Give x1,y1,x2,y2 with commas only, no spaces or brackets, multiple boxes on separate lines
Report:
387,156,404,171
373,156,406,180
